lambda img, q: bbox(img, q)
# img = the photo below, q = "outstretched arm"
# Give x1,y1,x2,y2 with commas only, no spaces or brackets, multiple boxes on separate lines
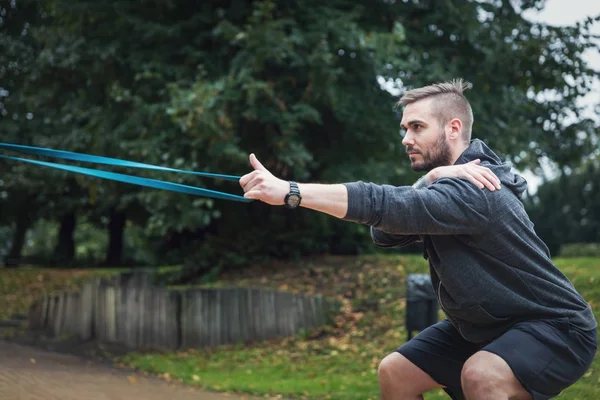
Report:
239,154,500,234
371,159,501,247
238,154,349,217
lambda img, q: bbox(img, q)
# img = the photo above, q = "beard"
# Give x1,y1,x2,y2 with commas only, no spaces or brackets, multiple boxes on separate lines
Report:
407,130,453,172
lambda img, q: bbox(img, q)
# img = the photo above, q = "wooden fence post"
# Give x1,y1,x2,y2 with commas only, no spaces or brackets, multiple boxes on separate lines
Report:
26,274,340,351
79,282,94,341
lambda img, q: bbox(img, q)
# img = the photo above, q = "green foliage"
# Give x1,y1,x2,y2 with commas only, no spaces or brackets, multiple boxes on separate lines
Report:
392,1,600,170
22,218,157,266
526,162,600,256
0,226,11,258
1,0,599,269
560,243,600,258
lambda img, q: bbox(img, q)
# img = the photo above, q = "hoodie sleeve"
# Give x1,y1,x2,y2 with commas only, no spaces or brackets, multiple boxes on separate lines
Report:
368,177,428,247
343,178,490,235
370,226,421,248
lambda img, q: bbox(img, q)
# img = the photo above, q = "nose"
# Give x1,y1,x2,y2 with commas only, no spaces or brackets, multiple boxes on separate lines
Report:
402,131,414,147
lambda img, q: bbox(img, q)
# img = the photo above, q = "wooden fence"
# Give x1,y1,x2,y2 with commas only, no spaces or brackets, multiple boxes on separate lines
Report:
27,273,339,350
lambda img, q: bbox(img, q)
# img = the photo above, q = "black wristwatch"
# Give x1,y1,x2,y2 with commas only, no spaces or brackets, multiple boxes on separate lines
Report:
284,181,302,209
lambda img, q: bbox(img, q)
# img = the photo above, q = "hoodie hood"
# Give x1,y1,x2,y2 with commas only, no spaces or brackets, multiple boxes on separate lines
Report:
454,139,528,198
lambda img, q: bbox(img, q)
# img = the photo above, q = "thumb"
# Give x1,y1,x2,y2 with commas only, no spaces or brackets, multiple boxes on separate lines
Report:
249,153,268,172
469,159,481,164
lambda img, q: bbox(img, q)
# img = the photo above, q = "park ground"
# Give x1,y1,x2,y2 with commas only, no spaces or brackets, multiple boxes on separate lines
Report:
1,254,598,400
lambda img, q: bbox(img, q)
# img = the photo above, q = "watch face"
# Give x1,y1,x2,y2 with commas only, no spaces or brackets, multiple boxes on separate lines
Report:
287,194,301,207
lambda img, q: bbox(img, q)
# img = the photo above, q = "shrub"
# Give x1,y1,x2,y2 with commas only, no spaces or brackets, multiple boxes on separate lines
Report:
559,243,600,258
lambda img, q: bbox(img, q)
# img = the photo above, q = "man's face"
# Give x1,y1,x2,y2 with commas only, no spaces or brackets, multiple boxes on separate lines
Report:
400,98,453,172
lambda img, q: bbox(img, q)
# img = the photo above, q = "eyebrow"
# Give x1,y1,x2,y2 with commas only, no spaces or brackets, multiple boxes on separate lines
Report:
400,119,427,129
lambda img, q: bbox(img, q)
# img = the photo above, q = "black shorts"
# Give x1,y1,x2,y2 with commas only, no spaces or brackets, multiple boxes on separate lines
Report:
397,318,597,400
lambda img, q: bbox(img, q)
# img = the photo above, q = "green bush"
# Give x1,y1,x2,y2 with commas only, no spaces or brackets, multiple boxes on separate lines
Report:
559,243,600,257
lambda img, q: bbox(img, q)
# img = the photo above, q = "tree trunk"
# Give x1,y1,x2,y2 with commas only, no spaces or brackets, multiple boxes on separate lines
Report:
104,208,126,266
53,212,76,265
4,203,34,267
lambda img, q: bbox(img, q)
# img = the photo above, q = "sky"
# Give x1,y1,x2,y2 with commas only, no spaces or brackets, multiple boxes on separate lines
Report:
520,0,600,192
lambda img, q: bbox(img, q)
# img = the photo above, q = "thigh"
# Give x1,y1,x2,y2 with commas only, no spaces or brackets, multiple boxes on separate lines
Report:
396,319,481,400
482,318,598,400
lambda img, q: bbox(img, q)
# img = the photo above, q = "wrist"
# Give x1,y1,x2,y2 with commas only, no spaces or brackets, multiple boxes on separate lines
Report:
284,181,302,208
294,183,348,219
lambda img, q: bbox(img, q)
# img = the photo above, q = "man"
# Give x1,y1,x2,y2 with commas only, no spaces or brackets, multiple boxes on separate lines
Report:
239,79,597,400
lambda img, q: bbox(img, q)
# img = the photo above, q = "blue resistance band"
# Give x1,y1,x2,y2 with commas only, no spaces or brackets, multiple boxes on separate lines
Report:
0,143,252,203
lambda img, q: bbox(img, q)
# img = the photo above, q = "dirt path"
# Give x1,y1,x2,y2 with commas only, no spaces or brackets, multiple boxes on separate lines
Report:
0,340,262,400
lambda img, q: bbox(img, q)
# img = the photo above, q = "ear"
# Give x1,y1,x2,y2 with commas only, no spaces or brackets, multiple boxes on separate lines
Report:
447,118,463,141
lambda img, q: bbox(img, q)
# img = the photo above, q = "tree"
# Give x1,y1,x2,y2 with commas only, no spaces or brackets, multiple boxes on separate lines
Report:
3,0,598,272
526,160,600,256
1,0,45,266
390,0,599,171
12,0,409,270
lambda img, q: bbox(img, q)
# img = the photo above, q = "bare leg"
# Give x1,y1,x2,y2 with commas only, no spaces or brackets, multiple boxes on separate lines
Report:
461,351,532,400
378,352,444,400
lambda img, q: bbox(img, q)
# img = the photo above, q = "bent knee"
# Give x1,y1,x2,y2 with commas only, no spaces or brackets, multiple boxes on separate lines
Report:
461,351,514,391
461,362,489,389
378,352,403,380
378,352,442,395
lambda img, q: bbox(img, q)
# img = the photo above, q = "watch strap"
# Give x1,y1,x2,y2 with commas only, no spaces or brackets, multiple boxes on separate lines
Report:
289,181,300,195
284,181,302,208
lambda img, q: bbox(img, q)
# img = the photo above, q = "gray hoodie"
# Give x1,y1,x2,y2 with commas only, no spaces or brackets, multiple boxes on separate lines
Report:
342,139,596,343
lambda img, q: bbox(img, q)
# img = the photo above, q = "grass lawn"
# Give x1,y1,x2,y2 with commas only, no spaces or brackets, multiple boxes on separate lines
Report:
120,255,600,400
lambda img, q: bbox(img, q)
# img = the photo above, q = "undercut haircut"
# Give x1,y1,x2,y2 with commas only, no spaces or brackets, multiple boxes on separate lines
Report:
397,78,474,143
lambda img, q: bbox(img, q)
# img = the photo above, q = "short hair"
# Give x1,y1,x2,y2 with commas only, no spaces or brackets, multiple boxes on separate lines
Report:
397,78,474,143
